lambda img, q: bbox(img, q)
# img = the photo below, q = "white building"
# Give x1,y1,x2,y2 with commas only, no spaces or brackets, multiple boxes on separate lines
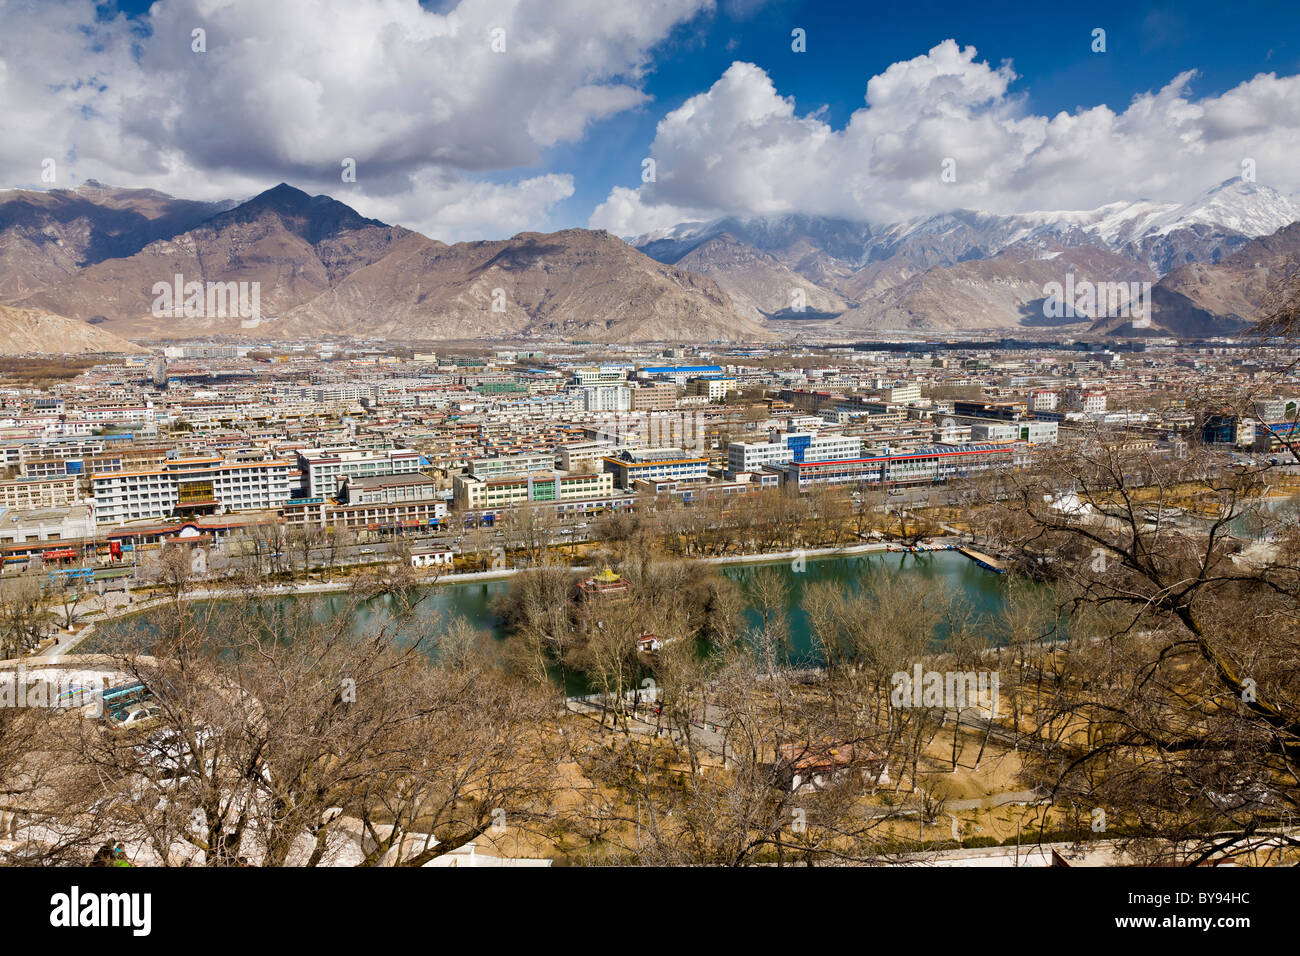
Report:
726,440,794,476
297,448,423,498
579,385,631,413
91,456,294,526
1029,390,1060,412
410,547,455,568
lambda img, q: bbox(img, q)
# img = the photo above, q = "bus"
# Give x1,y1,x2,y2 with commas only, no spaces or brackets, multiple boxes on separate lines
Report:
48,567,94,585
99,682,151,716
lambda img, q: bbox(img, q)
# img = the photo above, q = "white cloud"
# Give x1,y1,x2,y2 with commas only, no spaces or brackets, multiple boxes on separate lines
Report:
589,186,712,238
592,39,1300,235
0,0,711,237
365,171,576,242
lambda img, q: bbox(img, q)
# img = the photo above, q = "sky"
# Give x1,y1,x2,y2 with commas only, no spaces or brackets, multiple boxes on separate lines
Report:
1,0,1298,241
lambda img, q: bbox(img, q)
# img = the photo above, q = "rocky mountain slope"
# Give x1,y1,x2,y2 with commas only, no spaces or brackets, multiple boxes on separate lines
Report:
278,227,770,343
0,182,233,301
0,304,137,354
634,180,1300,335
669,234,847,321
2,185,769,344
0,177,1294,344
1092,221,1300,336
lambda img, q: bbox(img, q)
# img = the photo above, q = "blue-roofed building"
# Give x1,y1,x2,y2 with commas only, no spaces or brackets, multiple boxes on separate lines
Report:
638,365,723,385
778,442,1030,490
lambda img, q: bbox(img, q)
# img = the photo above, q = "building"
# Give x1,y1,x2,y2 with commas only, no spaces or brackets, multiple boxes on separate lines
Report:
638,365,723,386
0,505,95,546
1201,413,1256,448
1068,388,1108,415
880,382,921,405
281,494,448,532
1029,389,1060,412
91,456,294,526
577,567,632,601
777,443,1028,491
338,472,442,506
725,430,863,478
579,385,631,413
784,431,863,463
952,400,1028,421
629,383,678,411
557,441,619,473
601,448,710,488
410,547,455,568
296,447,423,498
778,742,889,794
469,452,555,479
961,420,1020,442
686,376,736,402
726,440,794,476
572,365,632,386
453,470,615,510
0,476,79,510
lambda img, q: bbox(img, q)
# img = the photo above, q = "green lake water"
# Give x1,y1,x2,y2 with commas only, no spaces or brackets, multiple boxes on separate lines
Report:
87,550,1009,671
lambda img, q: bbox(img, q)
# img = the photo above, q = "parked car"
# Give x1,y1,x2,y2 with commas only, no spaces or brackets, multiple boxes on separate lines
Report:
110,702,161,728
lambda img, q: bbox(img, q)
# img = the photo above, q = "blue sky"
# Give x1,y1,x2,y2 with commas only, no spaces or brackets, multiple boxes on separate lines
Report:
7,0,1300,239
546,0,1299,228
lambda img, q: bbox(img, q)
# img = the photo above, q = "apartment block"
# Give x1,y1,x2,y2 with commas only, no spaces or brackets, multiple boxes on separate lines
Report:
602,448,710,488
0,476,79,510
297,447,423,498
453,470,615,510
92,456,294,526
469,452,556,479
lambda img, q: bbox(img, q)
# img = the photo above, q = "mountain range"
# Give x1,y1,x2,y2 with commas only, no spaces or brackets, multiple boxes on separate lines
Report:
631,180,1300,335
0,177,1297,351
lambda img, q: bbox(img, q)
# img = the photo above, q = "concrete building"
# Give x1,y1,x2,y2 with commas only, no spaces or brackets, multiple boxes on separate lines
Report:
1068,388,1108,415
686,376,736,402
453,470,615,510
296,447,422,498
726,440,794,476
339,472,442,506
602,448,710,488
0,505,95,546
572,365,632,386
778,443,1028,491
91,456,294,526
579,384,631,413
630,383,678,411
1029,390,1060,412
410,547,455,568
0,476,79,510
880,382,921,405
468,452,555,479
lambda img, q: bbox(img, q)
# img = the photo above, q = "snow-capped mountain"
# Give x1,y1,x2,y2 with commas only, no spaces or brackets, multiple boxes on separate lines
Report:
628,179,1300,334
633,179,1300,279
626,179,1300,335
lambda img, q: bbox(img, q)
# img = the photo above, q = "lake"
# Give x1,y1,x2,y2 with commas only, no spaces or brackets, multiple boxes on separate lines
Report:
87,549,1009,673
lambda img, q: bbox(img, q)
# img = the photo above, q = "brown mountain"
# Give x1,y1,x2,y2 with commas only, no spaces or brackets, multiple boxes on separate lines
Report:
278,228,771,343
0,181,232,301
825,242,1154,332
0,304,137,354
1127,221,1300,335
6,184,767,343
670,234,846,321
12,184,409,337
